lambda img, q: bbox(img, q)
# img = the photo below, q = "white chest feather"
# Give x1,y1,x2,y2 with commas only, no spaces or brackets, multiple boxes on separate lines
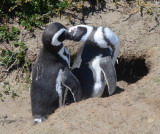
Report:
58,46,70,67
80,25,93,42
56,69,63,107
104,28,120,65
91,55,105,97
94,27,107,48
104,28,120,47
93,27,120,65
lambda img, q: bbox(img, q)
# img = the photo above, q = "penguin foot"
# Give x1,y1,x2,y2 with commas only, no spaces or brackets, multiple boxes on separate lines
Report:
33,115,47,124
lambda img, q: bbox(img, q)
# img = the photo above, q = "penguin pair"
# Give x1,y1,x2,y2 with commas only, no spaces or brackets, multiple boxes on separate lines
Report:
31,23,120,123
31,23,82,124
66,25,120,100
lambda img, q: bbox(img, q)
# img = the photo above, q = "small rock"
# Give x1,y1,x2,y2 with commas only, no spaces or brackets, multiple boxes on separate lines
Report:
22,30,28,35
2,115,7,119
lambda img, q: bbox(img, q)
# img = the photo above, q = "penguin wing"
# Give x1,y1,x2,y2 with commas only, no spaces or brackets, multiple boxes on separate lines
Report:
99,56,117,95
61,67,82,102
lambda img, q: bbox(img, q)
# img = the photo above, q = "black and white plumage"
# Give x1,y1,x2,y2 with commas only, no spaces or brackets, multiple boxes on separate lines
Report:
31,22,82,124
66,24,120,100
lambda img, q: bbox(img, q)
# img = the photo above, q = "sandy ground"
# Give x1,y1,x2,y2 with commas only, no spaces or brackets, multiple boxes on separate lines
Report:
0,1,160,134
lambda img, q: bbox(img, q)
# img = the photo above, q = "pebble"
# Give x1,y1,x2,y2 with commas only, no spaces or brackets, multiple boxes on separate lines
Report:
2,115,7,119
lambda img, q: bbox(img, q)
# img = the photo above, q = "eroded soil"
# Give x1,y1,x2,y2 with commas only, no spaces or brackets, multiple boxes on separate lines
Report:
0,1,160,134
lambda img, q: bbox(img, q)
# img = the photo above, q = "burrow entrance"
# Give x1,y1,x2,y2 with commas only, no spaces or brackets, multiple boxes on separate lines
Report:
115,57,149,84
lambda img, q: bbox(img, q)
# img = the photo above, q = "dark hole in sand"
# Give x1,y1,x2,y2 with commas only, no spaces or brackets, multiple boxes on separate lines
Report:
115,57,149,84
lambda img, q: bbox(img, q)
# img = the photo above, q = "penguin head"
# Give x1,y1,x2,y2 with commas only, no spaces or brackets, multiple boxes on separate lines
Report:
66,25,92,42
42,22,67,47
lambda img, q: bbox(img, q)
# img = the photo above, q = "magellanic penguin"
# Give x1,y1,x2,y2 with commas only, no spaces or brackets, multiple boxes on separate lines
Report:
66,25,120,100
31,22,82,124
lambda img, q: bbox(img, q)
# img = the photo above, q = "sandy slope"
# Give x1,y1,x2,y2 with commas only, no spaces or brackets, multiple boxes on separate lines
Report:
0,1,160,134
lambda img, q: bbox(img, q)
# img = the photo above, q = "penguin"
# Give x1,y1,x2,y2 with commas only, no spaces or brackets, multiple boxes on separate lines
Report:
31,22,82,124
65,24,120,100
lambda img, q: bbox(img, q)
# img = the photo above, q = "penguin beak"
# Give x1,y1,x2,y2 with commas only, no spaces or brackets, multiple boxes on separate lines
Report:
65,27,78,40
69,28,77,35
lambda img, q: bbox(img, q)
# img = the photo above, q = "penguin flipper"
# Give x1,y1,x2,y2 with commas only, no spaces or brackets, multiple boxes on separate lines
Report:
61,67,82,102
100,56,117,95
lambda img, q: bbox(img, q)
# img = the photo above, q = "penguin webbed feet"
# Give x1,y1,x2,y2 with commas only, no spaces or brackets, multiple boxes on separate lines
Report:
99,56,117,96
33,115,47,124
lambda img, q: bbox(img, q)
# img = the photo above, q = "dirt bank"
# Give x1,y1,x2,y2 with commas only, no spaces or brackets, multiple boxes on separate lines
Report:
0,1,160,134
